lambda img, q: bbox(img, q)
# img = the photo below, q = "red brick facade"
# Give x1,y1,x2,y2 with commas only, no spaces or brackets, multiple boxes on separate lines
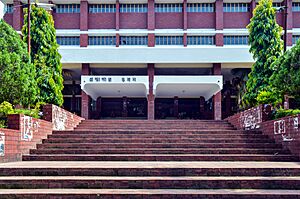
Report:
0,106,84,163
226,106,300,159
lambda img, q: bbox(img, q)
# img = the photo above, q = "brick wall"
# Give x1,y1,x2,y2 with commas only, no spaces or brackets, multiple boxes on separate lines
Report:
0,114,52,163
43,104,84,131
225,106,300,159
0,105,83,163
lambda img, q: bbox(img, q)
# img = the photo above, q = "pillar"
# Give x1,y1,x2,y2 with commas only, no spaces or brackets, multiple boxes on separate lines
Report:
148,0,155,47
183,0,187,47
122,96,128,117
116,0,120,31
80,0,88,47
213,63,222,120
147,64,155,120
174,96,179,118
250,0,256,17
96,97,102,118
13,0,22,31
286,0,293,46
81,64,91,119
215,0,223,46
199,96,205,119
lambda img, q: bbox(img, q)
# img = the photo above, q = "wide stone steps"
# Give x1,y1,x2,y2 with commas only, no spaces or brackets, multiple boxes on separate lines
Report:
22,154,298,161
36,143,281,149
29,148,289,155
1,188,300,199
2,120,300,198
43,137,273,143
1,176,300,189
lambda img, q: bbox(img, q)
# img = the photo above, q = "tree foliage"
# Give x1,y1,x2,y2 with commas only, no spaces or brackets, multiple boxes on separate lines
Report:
22,6,64,106
270,39,300,100
0,20,37,106
242,0,283,108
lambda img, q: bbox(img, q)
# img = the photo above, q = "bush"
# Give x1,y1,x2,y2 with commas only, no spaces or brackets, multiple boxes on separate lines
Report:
0,101,14,118
274,108,300,119
256,90,282,106
0,101,41,120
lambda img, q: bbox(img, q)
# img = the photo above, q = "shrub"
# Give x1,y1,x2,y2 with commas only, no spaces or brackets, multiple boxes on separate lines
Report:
274,108,300,119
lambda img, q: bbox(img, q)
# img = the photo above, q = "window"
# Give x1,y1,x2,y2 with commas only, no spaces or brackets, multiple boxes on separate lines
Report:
89,36,116,45
120,36,148,45
56,37,80,45
292,35,300,45
155,36,183,45
223,3,249,12
89,4,116,13
56,4,80,13
273,3,282,8
224,36,248,45
120,4,148,13
155,4,183,13
5,4,13,13
187,36,215,45
187,3,214,12
292,3,300,12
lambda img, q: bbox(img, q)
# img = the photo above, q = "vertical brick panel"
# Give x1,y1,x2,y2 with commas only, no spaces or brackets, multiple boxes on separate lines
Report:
148,0,155,30
80,34,88,47
81,64,90,119
213,63,222,120
13,0,22,31
148,33,155,47
80,0,88,31
147,64,155,120
215,0,223,47
183,0,187,30
116,0,120,30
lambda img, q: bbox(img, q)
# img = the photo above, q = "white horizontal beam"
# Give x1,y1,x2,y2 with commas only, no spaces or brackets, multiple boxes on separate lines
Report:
59,46,254,64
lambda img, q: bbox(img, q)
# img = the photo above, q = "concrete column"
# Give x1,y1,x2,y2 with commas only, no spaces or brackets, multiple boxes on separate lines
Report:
80,0,88,31
80,0,88,47
81,64,91,119
116,0,120,30
213,63,222,120
13,0,22,31
148,0,155,30
148,33,155,47
183,0,187,30
183,33,187,47
199,96,205,119
116,33,120,47
96,97,102,118
250,0,256,17
122,96,128,117
174,96,179,118
286,0,293,46
148,0,155,47
215,0,224,46
147,64,155,120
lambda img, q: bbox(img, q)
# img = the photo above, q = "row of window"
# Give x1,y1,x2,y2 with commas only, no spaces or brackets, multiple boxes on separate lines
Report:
5,3,300,14
5,4,13,13
56,4,80,13
56,36,249,46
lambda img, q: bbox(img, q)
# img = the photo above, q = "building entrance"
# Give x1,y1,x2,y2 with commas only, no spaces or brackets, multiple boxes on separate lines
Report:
95,98,147,119
155,98,213,120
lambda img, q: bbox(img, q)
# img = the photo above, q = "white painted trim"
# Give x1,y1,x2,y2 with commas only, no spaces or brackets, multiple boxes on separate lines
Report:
81,75,149,100
154,75,223,99
59,46,254,64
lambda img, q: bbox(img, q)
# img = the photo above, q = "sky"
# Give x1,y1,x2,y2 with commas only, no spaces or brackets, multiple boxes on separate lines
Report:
0,2,3,19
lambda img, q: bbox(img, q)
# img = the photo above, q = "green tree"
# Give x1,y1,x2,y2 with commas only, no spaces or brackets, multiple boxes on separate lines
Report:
242,0,283,108
22,5,64,106
0,20,37,106
270,39,300,102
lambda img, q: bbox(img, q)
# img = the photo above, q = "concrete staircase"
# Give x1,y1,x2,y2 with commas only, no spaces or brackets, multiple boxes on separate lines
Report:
0,120,300,198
